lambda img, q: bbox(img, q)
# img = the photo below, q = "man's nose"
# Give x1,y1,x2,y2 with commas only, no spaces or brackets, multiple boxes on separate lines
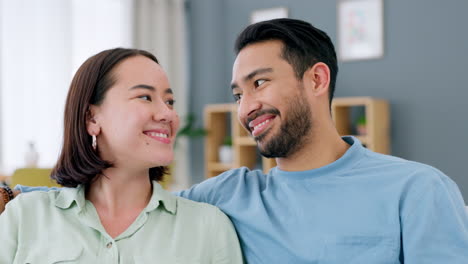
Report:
238,92,261,123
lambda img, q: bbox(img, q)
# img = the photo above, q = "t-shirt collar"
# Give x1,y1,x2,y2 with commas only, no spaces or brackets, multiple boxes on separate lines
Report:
272,136,365,181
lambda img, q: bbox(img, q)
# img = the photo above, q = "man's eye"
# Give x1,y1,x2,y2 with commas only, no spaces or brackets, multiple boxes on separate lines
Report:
166,99,176,106
139,95,152,101
254,79,266,87
233,93,242,103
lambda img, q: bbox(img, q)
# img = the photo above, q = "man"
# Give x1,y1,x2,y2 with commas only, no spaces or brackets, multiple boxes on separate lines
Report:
2,18,468,263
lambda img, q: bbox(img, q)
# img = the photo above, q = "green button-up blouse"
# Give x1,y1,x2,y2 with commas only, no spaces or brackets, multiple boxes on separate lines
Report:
0,182,243,263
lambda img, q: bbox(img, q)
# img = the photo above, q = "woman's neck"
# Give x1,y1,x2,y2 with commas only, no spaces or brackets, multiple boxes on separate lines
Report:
86,168,152,217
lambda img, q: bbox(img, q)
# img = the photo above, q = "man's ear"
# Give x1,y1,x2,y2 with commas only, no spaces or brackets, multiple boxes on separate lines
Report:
303,62,331,97
86,105,101,136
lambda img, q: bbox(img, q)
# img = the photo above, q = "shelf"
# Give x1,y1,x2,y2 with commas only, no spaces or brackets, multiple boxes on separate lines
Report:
204,104,236,113
332,96,382,107
207,162,234,171
332,97,389,154
205,97,390,178
354,135,368,144
237,136,256,146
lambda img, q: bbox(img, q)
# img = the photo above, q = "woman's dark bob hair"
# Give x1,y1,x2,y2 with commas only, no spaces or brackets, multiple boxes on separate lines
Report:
51,48,168,187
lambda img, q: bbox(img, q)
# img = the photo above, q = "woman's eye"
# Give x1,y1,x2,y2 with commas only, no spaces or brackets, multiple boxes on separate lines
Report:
139,95,152,101
254,79,266,87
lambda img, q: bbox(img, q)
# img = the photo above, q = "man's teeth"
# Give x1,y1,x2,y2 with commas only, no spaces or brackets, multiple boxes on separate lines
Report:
253,119,271,131
147,132,168,138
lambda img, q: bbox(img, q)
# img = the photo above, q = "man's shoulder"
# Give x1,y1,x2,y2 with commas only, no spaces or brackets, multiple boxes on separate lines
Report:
176,166,266,205
198,166,265,189
362,149,455,188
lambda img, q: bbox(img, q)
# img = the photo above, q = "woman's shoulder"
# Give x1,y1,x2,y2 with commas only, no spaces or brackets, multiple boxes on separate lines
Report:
175,195,223,213
174,195,231,222
10,187,75,211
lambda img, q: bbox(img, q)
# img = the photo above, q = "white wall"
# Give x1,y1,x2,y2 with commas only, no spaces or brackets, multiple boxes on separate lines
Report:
70,0,134,73
0,0,134,175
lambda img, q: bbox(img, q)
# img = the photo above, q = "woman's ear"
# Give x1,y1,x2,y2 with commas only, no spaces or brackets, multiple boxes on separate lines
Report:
86,105,101,136
303,62,331,97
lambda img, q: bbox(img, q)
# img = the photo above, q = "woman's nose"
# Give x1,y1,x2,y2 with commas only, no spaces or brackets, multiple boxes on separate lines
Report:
153,102,174,123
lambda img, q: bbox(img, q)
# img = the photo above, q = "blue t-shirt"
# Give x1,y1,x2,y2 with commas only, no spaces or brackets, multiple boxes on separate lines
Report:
17,137,468,263
177,137,468,263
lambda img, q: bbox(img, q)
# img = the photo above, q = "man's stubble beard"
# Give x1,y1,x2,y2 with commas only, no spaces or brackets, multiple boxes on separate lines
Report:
256,87,312,158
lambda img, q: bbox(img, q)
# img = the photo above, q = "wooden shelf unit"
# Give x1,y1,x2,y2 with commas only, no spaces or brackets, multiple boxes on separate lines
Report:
204,97,390,178
331,97,390,154
204,104,276,178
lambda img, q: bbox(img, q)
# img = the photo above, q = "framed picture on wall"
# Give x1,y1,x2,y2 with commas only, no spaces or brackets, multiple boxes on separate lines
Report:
251,7,288,24
338,0,384,61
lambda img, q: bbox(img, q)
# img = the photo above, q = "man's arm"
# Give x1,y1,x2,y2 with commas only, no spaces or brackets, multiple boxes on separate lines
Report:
0,186,20,214
175,167,248,206
401,170,468,263
174,176,219,204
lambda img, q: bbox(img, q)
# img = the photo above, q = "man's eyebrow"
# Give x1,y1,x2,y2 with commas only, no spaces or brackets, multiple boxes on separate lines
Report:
244,68,273,82
231,67,273,90
164,88,173,94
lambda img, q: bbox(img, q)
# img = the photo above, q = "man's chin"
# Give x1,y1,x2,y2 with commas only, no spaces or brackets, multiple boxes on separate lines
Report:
255,138,276,158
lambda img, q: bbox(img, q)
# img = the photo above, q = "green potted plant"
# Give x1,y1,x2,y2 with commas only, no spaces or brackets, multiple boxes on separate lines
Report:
176,113,207,142
356,115,367,136
218,135,233,164
162,113,206,189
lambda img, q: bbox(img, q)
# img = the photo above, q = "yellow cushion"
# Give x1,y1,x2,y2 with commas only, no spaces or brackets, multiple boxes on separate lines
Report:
10,168,61,188
10,167,172,189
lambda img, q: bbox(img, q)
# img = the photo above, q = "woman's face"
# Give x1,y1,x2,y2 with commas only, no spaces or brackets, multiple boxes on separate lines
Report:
89,55,179,169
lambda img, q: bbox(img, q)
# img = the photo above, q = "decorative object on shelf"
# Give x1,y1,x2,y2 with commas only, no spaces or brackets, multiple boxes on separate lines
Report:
24,141,39,168
356,115,367,135
218,136,233,164
338,0,384,61
250,7,288,24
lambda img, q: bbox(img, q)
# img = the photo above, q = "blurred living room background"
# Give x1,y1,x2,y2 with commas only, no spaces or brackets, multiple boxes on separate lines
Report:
0,0,467,200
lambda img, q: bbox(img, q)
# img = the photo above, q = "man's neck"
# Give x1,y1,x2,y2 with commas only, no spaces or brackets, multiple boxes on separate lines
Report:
275,128,350,172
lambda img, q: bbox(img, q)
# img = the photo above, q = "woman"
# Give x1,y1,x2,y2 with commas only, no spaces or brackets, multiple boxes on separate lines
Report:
0,48,243,263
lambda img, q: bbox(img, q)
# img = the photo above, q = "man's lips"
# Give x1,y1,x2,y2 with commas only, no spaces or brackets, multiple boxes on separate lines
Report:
248,114,276,137
245,109,280,138
143,129,171,144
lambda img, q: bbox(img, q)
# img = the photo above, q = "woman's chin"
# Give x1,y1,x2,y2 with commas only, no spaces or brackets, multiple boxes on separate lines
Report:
151,156,174,167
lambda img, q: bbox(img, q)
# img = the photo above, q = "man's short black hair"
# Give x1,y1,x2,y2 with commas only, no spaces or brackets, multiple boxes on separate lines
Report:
235,18,338,105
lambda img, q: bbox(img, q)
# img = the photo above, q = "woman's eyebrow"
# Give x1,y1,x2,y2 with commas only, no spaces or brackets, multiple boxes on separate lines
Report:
129,84,155,91
129,85,173,95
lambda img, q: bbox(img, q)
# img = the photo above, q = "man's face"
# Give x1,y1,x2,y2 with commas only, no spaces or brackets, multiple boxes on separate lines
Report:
231,40,312,158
